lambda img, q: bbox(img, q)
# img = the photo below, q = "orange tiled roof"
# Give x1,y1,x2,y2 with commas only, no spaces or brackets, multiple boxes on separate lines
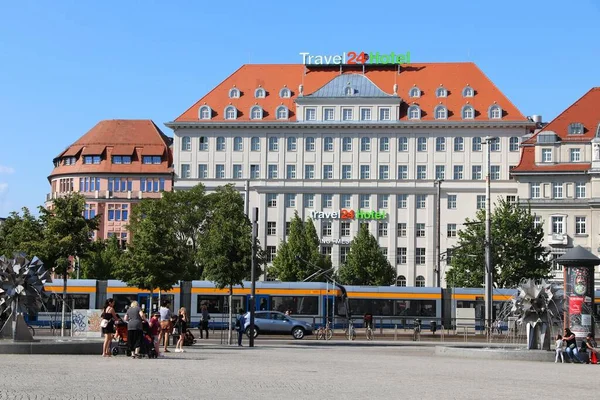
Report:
512,147,591,173
174,63,527,122
50,120,172,178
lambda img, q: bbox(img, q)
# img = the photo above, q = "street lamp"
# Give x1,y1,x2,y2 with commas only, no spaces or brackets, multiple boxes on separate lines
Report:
482,136,495,338
435,180,443,288
249,207,258,348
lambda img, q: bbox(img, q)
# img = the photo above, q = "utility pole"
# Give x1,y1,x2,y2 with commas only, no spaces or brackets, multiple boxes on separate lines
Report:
436,180,442,288
249,207,258,347
244,180,250,217
483,137,494,338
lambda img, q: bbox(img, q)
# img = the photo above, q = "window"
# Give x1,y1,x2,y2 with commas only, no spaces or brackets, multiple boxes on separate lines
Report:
285,222,291,236
463,86,474,97
341,194,351,208
83,204,96,219
80,177,101,192
266,246,277,263
254,88,265,98
552,183,563,199
472,165,482,180
360,108,371,121
216,164,225,178
409,87,420,98
447,195,457,209
229,88,240,98
378,222,388,237
435,137,446,152
417,165,427,180
360,137,371,152
342,137,352,152
345,87,354,96
340,222,351,236
279,87,291,98
250,164,260,179
435,105,447,120
276,106,288,120
197,136,208,151
286,165,296,179
575,182,586,199
225,106,237,119
415,275,425,287
416,249,426,265
397,223,407,237
397,165,408,180
83,155,101,164
542,149,552,163
324,108,334,121
342,165,352,179
454,137,464,152
285,194,296,208
379,165,389,180
267,137,278,152
397,194,407,208
322,165,333,179
216,137,226,151
489,137,500,152
360,194,370,209
417,137,427,152
509,137,519,152
476,195,486,210
551,216,564,234
107,204,128,222
251,137,260,151
453,165,464,180
321,246,332,258
142,155,162,164
408,105,421,120
287,137,297,151
305,137,315,152
340,246,350,264
416,223,425,237
396,249,407,266
504,195,515,205
233,137,243,151
530,183,541,199
304,194,315,208
489,105,502,119
63,156,77,165
379,137,389,152
568,122,584,135
139,178,163,193
305,108,316,121
360,165,370,179
447,223,457,238
268,164,278,179
181,136,191,151
379,108,391,120
304,165,315,179
435,165,445,180
233,164,242,179
570,148,581,162
416,194,426,209
472,137,482,152
342,108,353,121
396,274,407,286
199,106,211,119
398,137,408,151
322,221,333,236
462,105,474,119
267,222,277,235
267,194,277,207
322,194,333,208
58,178,74,192
533,216,542,229
490,165,500,180
436,87,447,97
575,217,586,235
181,164,190,178
324,137,334,152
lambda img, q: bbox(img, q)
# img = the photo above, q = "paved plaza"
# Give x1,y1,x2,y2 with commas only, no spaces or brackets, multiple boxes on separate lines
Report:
0,342,597,400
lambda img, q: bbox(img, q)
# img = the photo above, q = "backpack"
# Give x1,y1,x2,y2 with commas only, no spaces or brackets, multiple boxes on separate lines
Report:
235,317,241,329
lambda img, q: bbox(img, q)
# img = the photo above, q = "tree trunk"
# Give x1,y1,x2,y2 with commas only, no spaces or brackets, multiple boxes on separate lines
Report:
227,286,233,345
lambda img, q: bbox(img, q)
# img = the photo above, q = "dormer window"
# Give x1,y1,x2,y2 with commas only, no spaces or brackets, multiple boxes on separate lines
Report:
345,86,354,96
462,86,474,97
276,106,289,120
199,105,212,120
462,105,474,119
568,122,584,135
409,87,420,98
250,106,263,120
434,105,447,120
408,105,421,120
436,86,447,98
228,88,240,99
224,106,237,120
279,87,291,98
63,156,77,165
255,88,266,98
83,155,101,165
489,105,502,119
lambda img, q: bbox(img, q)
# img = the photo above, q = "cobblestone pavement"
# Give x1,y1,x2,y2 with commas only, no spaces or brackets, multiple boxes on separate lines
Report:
0,343,596,400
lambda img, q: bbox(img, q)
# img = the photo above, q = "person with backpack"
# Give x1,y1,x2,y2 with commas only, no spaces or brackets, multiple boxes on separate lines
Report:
236,309,246,347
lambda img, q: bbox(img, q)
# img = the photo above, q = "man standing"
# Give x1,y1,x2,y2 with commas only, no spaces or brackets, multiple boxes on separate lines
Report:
236,309,246,347
159,300,173,353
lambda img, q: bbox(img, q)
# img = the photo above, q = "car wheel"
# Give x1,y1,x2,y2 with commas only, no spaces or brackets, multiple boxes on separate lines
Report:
292,327,305,340
245,326,259,338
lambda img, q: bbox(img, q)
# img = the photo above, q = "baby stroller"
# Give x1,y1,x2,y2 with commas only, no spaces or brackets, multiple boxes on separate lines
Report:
112,320,130,357
183,329,196,346
140,321,158,359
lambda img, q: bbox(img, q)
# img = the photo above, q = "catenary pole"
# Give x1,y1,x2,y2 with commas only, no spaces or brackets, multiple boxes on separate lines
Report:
484,137,493,339
249,207,258,347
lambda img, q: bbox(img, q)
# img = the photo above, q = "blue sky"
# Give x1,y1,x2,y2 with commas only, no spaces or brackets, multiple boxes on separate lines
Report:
0,0,599,216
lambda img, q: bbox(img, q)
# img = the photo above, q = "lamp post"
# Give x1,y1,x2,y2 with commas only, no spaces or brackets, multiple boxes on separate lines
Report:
482,136,494,338
435,180,443,288
249,207,258,348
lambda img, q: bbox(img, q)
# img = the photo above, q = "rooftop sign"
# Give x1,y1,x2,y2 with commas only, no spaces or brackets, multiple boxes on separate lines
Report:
309,209,387,220
300,51,410,66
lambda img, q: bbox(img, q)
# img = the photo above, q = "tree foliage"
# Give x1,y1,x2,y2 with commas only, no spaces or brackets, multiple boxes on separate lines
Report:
337,224,395,286
0,207,45,259
446,198,551,288
80,235,124,280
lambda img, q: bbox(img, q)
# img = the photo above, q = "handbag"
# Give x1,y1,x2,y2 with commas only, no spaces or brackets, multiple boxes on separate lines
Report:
100,319,109,328
569,343,576,349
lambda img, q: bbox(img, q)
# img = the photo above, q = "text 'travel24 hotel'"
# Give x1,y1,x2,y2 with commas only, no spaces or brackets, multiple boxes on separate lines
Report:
166,57,532,287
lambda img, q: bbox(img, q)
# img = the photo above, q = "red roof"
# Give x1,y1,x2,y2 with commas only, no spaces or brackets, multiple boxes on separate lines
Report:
512,147,591,173
174,63,526,122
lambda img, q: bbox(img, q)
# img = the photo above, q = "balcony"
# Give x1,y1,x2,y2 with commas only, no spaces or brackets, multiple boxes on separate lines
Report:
547,233,568,246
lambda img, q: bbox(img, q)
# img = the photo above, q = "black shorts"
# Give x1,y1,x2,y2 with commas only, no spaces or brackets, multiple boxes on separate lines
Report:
128,329,142,351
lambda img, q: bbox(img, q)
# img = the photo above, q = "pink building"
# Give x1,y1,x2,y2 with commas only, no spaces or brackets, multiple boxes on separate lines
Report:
47,120,173,244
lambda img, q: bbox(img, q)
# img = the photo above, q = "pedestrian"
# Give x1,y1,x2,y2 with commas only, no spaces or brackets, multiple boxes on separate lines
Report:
199,304,210,339
101,298,118,357
555,334,564,363
236,309,246,347
149,312,162,357
175,307,188,353
563,328,583,363
159,300,173,353
124,300,146,359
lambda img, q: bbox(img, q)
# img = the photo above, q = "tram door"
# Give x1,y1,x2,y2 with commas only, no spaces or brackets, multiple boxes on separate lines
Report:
137,294,159,315
251,295,270,312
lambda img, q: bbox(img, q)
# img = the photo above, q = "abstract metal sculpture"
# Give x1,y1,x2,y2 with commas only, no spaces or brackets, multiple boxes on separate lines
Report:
0,255,52,341
510,278,564,350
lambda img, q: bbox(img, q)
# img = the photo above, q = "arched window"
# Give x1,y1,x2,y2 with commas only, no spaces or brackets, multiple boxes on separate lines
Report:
409,87,420,98
276,106,289,120
255,88,265,98
396,275,407,287
250,106,263,120
489,105,502,119
199,105,211,120
181,136,191,151
408,105,421,120
199,136,208,151
415,276,425,287
462,86,474,97
462,105,474,119
454,137,464,152
436,87,447,98
224,106,237,120
229,88,240,99
345,86,354,96
279,88,291,98
434,105,447,120
509,137,520,152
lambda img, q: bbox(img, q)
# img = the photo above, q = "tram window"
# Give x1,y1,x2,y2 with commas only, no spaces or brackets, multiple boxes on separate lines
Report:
348,299,395,316
197,295,244,314
270,296,318,315
393,300,436,317
43,294,90,312
113,295,136,314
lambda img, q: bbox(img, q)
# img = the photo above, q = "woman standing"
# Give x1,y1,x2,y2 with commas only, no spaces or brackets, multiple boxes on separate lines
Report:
124,301,146,359
564,328,583,363
199,305,210,339
101,298,118,357
175,307,188,353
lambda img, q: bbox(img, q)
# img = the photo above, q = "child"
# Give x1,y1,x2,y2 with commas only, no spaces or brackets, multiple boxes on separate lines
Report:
149,312,161,357
555,334,564,363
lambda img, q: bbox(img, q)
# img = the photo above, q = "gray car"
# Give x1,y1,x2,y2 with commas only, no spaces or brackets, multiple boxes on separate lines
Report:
243,311,313,339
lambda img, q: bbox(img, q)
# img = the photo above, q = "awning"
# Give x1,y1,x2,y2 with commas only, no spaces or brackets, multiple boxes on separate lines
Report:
141,145,165,156
81,145,106,155
111,145,135,155
61,145,83,157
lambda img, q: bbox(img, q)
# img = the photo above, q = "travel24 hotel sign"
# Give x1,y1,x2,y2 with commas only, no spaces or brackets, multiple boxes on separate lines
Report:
300,51,410,65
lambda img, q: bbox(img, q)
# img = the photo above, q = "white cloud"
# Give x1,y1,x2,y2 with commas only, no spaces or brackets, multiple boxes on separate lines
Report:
0,183,7,193
0,166,15,174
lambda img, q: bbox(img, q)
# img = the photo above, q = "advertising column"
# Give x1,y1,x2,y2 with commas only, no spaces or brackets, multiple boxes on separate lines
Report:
564,266,595,338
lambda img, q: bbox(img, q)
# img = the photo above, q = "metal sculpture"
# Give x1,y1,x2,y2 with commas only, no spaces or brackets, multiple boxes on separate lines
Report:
510,278,564,350
0,255,52,341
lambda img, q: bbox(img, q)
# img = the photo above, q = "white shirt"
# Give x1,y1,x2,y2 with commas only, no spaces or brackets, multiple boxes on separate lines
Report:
555,339,564,350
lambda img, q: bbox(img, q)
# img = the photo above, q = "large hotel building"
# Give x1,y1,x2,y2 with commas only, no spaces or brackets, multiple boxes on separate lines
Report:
167,63,534,287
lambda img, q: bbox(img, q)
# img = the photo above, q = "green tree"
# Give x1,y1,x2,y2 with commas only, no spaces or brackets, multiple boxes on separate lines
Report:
446,198,551,288
79,236,124,280
337,224,395,286
0,207,45,259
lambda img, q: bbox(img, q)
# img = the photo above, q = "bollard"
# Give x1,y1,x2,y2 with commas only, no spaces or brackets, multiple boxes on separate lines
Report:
441,325,444,342
394,324,397,341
